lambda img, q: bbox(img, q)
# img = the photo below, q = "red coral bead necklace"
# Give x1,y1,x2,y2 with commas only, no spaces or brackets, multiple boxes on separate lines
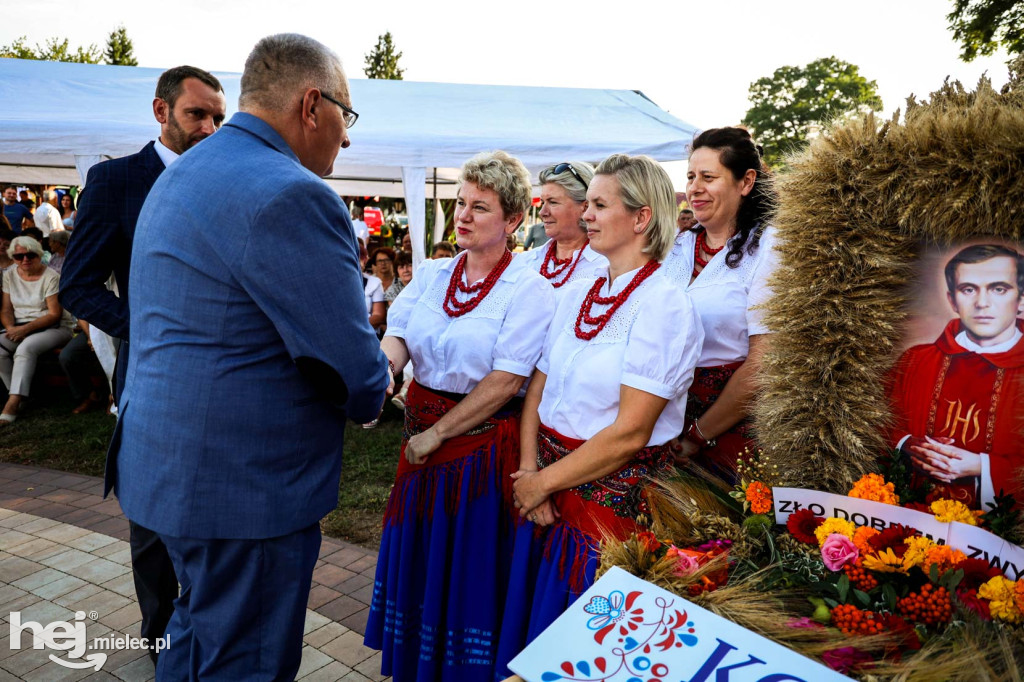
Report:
574,259,661,340
692,229,726,278
539,238,588,288
443,249,513,317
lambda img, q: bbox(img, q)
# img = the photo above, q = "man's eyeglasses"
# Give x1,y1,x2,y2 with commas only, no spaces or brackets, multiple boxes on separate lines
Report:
553,162,588,190
12,253,39,261
321,92,359,129
374,259,392,266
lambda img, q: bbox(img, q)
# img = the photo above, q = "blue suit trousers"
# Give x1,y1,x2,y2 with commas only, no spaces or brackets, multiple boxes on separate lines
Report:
155,524,321,681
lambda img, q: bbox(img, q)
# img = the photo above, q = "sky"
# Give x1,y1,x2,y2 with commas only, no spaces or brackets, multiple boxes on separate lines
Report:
1,0,1013,131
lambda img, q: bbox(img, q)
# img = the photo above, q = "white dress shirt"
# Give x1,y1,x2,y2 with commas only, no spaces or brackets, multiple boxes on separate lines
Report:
517,242,609,294
660,226,778,366
33,203,63,237
154,138,180,168
363,273,384,315
385,252,554,394
537,265,704,446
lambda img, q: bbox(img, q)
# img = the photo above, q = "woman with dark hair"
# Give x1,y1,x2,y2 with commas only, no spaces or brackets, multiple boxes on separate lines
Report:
60,193,76,229
385,249,413,304
662,126,778,481
370,246,397,293
518,161,607,293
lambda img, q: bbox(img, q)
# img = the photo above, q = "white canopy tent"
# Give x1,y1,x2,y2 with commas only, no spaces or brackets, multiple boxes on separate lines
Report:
0,58,698,263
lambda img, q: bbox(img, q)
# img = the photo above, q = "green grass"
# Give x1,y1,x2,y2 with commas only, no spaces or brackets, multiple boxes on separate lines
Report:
0,390,403,551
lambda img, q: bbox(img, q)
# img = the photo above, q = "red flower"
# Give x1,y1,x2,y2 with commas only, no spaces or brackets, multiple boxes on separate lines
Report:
957,588,992,620
821,647,873,674
904,502,931,513
880,614,921,659
868,524,917,556
636,531,662,553
954,558,1003,591
786,509,824,544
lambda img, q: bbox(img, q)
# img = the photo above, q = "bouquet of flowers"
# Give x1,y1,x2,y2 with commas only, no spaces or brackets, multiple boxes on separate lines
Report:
599,455,1024,679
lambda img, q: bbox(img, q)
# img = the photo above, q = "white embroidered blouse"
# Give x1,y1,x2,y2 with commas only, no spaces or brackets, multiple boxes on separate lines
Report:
536,265,704,446
660,226,778,366
385,252,555,394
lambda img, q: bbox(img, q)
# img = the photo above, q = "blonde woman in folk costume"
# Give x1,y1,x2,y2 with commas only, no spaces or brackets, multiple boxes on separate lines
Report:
363,151,554,682
496,154,703,676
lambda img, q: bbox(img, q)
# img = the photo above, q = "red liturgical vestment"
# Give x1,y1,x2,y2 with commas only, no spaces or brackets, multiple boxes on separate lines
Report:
889,319,1024,508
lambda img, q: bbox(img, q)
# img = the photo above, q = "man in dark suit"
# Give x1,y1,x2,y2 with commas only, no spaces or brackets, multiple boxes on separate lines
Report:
112,34,390,679
59,65,226,665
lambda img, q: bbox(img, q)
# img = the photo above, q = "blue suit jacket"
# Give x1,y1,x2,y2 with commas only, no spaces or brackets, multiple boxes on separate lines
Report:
110,113,390,539
59,141,165,405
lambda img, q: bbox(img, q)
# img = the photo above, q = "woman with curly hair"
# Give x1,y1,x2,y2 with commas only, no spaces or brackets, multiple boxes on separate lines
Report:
364,151,554,681
662,126,778,481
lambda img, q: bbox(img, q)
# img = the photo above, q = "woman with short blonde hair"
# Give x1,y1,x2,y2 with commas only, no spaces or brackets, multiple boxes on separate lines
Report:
365,151,555,682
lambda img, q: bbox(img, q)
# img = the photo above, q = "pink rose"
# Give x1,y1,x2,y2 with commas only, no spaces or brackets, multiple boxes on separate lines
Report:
820,533,859,572
666,545,700,577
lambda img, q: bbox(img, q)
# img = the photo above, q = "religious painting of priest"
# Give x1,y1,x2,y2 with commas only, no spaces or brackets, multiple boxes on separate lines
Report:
887,243,1024,509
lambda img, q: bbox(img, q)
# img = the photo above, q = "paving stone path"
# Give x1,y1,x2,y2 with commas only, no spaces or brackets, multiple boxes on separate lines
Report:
0,463,389,681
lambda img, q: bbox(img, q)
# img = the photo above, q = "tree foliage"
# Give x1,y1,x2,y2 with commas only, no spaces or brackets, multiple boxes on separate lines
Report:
741,56,883,167
104,25,138,66
947,0,1023,62
364,32,404,80
0,35,101,63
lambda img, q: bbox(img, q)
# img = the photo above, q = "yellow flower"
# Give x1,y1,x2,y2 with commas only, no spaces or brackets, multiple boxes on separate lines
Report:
848,473,899,506
901,536,934,569
861,547,910,574
814,518,857,546
980,576,1024,623
930,499,983,526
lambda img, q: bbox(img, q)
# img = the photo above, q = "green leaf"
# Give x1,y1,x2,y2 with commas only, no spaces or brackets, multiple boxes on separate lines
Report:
883,583,898,612
824,597,839,609
837,574,850,603
853,589,871,607
930,563,940,584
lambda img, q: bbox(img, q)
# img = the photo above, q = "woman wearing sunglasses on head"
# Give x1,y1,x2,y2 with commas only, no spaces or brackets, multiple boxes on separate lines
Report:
660,127,778,482
0,236,75,425
495,154,703,676
363,151,555,682
518,161,608,293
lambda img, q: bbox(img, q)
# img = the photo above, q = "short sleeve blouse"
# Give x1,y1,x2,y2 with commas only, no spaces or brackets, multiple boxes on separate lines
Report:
385,252,555,394
659,226,778,366
3,267,74,330
517,242,609,294
362,274,384,315
537,266,704,446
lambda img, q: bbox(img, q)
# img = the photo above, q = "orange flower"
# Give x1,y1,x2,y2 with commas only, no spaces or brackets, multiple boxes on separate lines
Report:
1014,579,1024,614
852,526,880,555
849,473,899,506
921,545,967,576
746,481,773,514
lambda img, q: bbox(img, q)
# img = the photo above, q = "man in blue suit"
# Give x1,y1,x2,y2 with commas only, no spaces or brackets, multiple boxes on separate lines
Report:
112,34,391,680
59,65,226,667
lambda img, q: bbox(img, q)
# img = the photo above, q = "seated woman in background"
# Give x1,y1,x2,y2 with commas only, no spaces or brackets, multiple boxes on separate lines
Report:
359,240,387,331
496,154,703,676
431,241,456,259
660,127,777,482
364,151,554,682
384,250,413,305
518,161,607,293
0,236,75,424
370,246,397,295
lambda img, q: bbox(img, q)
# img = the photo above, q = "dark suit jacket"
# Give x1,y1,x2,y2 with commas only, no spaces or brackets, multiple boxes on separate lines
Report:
59,141,164,404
